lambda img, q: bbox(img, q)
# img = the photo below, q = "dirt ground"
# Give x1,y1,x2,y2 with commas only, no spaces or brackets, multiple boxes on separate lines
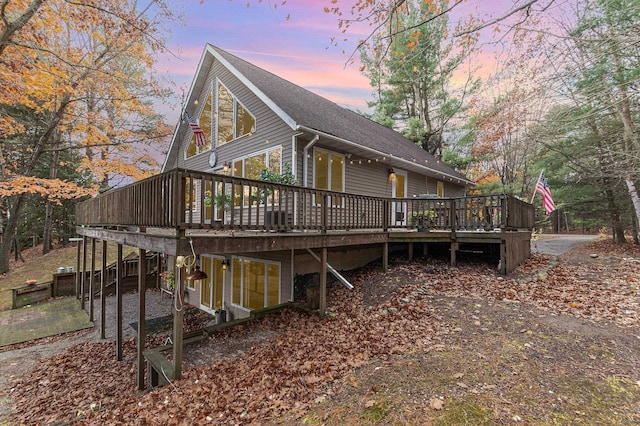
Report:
1,237,639,425
299,240,640,425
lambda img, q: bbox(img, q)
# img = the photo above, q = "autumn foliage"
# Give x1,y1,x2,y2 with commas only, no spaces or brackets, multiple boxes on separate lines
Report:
0,0,173,269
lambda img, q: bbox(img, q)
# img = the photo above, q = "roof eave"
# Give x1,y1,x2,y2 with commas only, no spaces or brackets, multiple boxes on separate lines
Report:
207,45,297,131
296,125,475,186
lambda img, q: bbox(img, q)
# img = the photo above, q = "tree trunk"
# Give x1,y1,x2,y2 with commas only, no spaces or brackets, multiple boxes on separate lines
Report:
625,176,640,242
0,195,26,274
631,208,639,245
604,188,626,243
43,149,60,254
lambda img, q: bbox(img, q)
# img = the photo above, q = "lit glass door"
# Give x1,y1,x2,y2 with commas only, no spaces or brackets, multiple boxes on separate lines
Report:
391,170,407,225
199,256,225,313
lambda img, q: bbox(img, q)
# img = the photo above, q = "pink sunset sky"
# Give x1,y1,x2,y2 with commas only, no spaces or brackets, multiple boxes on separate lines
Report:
154,0,529,124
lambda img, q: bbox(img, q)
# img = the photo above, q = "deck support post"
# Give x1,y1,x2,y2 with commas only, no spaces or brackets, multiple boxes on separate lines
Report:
81,235,87,309
319,247,327,317
500,236,507,275
173,265,185,380
137,247,147,390
116,243,123,361
382,242,389,272
450,241,458,266
408,242,414,261
100,240,107,339
89,237,96,322
75,240,81,299
423,243,429,257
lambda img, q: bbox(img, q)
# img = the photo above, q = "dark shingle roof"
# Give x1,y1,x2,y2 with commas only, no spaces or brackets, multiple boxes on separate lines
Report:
210,45,470,183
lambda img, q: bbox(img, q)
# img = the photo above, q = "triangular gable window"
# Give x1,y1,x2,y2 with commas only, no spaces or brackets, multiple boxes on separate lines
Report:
217,80,255,146
186,92,213,158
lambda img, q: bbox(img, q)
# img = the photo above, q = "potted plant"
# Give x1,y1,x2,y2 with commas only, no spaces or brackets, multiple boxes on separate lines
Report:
259,163,298,225
160,270,175,292
214,192,232,223
214,308,227,324
410,209,435,231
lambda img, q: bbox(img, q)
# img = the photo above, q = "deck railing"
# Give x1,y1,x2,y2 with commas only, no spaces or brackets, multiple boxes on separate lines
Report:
75,169,534,232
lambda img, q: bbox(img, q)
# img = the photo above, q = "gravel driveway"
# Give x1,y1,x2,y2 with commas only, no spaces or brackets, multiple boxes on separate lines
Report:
531,234,598,256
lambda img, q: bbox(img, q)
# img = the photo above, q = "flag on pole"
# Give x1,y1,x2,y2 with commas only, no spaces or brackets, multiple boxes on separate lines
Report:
184,111,205,147
535,171,556,215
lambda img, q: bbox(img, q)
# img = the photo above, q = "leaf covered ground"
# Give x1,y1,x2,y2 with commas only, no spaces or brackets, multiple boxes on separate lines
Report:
5,238,640,425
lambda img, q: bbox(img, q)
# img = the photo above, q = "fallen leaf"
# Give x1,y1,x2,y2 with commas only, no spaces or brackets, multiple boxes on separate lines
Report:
430,398,444,410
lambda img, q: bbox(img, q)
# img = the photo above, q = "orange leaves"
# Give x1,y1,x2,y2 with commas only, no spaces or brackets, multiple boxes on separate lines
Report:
0,175,97,200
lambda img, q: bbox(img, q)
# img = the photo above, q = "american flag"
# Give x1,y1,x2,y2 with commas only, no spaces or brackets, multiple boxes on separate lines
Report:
535,171,556,215
184,110,205,147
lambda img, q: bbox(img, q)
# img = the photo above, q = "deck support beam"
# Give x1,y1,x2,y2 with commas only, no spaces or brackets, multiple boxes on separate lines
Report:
173,265,185,380
75,240,81,299
305,249,353,290
408,242,414,261
100,240,107,339
319,247,327,318
81,236,87,309
450,241,459,266
89,238,96,322
382,242,389,272
137,247,147,390
116,243,123,361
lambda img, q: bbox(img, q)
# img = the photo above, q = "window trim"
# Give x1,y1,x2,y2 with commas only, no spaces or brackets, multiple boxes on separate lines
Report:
185,85,213,159
216,79,256,147
198,255,226,314
230,256,281,311
231,146,283,178
391,169,407,198
312,147,345,207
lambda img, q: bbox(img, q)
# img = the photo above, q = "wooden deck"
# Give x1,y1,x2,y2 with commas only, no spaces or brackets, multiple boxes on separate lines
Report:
75,168,535,274
74,168,535,390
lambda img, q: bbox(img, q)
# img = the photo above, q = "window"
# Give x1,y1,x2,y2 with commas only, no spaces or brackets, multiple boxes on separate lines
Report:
232,148,281,179
200,256,224,312
232,147,282,206
186,92,213,159
314,148,344,206
437,181,444,198
231,257,280,310
217,81,255,146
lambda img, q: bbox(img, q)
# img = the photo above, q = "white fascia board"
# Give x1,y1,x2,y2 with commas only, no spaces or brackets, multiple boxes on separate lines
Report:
296,125,475,186
206,45,297,131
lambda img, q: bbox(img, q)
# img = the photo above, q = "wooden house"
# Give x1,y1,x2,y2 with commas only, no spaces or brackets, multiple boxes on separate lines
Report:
74,44,534,389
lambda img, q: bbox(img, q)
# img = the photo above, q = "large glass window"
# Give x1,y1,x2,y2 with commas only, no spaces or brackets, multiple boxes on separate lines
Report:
437,181,444,198
231,257,280,310
232,147,282,206
314,148,344,206
200,256,224,312
217,81,255,146
186,92,213,159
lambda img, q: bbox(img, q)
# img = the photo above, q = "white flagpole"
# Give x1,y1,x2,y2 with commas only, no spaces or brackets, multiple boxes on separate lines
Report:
530,170,544,204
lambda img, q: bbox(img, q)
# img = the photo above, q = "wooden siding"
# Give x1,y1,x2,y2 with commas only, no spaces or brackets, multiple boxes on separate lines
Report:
168,59,468,201
177,59,295,174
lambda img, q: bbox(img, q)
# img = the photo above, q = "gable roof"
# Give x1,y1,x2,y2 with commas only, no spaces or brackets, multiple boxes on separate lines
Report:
165,44,472,185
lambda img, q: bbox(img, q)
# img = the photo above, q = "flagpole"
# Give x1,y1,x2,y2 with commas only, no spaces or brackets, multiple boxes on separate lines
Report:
530,170,544,204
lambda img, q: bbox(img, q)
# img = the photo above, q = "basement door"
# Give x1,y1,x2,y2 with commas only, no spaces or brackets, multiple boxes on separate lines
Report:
391,170,407,225
199,256,225,313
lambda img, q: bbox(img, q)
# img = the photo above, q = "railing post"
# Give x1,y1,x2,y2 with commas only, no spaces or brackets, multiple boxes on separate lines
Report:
449,199,456,230
501,195,508,228
383,199,389,231
321,193,328,233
